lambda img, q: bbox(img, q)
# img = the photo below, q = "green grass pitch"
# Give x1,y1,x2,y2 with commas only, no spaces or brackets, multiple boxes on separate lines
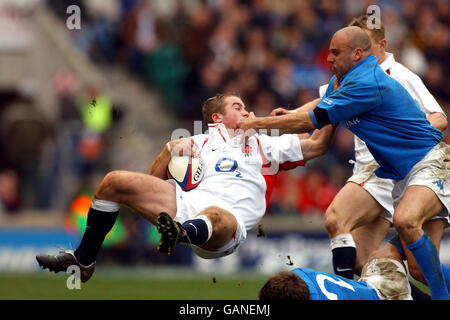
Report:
0,268,268,300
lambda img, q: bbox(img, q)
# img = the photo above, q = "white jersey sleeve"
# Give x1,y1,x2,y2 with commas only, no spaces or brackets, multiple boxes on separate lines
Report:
390,63,446,117
255,134,305,171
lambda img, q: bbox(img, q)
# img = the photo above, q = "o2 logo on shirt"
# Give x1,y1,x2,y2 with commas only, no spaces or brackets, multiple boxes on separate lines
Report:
215,158,243,178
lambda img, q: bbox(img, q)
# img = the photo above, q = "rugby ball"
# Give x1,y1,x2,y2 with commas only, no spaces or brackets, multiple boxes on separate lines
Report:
167,156,204,191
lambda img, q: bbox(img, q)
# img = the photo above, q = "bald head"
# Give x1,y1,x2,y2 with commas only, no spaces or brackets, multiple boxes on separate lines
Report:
327,26,373,80
334,26,372,53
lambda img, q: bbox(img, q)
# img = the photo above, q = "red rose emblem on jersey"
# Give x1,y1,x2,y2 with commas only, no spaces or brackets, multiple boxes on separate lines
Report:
243,144,253,156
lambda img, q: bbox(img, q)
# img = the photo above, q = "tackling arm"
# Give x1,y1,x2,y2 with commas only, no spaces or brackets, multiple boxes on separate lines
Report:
149,143,172,179
238,111,316,135
295,97,321,113
299,124,336,161
427,112,447,132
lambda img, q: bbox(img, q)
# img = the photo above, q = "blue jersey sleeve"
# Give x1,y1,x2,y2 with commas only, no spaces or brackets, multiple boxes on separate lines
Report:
315,80,382,127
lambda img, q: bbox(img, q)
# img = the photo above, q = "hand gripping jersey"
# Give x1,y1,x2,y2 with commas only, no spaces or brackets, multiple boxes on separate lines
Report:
291,268,380,300
311,55,443,180
189,123,305,233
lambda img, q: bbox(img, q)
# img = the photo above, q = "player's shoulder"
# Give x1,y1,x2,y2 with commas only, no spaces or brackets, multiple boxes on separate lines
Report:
390,60,422,83
189,133,209,144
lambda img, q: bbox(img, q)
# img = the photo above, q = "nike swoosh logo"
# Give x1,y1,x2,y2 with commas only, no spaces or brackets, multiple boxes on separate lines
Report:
189,223,198,235
336,267,353,272
211,149,218,152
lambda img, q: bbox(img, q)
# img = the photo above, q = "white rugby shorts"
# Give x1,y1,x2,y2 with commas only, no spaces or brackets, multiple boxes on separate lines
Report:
392,142,450,222
168,180,246,259
348,142,450,226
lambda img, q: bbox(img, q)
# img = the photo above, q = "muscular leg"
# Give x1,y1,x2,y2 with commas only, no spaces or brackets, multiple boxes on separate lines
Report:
400,218,445,284
96,170,177,224
325,182,385,278
194,206,238,251
394,185,449,299
75,170,177,265
351,217,391,276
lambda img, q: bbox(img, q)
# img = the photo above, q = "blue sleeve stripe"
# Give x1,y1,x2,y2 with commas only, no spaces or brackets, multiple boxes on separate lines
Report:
308,110,321,129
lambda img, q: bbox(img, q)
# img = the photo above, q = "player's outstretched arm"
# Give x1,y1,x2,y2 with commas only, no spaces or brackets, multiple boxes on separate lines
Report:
295,97,321,113
238,111,316,135
427,112,447,132
300,124,336,161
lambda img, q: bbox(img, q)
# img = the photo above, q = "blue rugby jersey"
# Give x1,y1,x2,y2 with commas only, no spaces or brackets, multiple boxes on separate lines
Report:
309,55,442,180
291,268,380,300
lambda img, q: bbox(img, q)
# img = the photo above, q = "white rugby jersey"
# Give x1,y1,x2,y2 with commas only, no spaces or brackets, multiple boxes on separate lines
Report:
319,52,446,170
189,123,305,230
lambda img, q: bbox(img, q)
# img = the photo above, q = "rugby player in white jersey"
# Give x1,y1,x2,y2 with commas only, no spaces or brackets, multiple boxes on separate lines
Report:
36,93,335,282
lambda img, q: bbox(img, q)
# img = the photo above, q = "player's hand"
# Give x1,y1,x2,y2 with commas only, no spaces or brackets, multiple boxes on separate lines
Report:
237,116,258,152
168,138,200,158
269,107,291,116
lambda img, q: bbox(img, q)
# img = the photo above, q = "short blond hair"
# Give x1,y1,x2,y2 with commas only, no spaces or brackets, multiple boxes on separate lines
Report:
201,93,240,124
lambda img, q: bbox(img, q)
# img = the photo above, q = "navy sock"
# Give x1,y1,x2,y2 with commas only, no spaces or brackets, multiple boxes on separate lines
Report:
181,218,211,246
332,246,356,279
74,207,118,265
407,232,449,300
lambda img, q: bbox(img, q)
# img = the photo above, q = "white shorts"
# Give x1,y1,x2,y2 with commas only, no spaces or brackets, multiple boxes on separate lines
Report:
168,180,246,259
348,142,450,226
359,258,412,300
392,142,450,223
347,163,396,223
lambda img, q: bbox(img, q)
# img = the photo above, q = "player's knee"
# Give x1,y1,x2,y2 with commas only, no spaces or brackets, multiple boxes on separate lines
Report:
393,211,419,239
202,206,237,236
97,171,125,200
202,206,222,225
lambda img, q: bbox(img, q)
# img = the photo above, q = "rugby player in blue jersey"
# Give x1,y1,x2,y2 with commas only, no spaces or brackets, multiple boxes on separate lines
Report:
259,240,412,300
239,26,450,300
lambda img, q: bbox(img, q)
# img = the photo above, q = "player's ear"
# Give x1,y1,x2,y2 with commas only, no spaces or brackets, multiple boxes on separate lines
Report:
353,47,363,61
211,112,222,123
379,39,387,50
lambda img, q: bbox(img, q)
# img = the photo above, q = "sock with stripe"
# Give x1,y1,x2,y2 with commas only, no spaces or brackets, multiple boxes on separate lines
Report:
181,215,213,246
330,233,356,279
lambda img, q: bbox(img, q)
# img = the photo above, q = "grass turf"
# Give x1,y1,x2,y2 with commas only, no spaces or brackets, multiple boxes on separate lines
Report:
0,269,267,300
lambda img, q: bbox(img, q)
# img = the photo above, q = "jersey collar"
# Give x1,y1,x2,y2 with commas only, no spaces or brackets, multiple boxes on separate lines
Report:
380,52,395,73
339,55,378,84
207,122,233,145
207,122,251,149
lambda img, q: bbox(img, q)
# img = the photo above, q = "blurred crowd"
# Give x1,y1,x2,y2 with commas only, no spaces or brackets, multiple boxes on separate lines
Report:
1,0,449,219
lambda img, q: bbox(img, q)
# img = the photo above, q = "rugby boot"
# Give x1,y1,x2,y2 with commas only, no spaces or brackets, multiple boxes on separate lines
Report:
156,212,189,255
36,250,95,282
